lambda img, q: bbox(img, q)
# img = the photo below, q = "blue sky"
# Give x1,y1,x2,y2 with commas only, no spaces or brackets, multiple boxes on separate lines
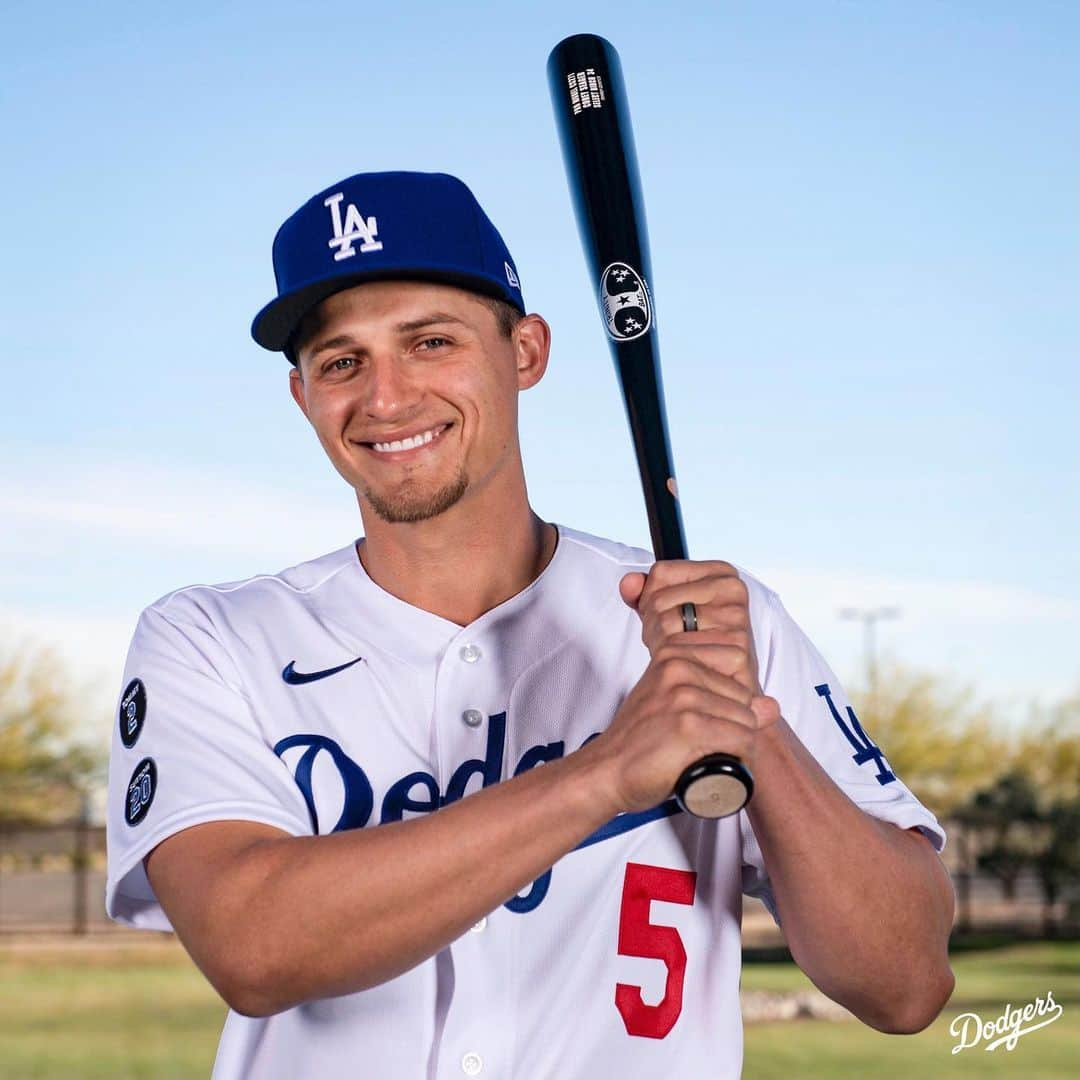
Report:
3,1,1077,737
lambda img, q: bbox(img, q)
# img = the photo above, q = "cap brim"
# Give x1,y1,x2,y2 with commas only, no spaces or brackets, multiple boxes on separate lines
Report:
251,269,522,353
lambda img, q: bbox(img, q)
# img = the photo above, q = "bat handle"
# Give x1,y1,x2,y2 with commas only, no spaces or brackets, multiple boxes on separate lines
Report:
674,754,754,819
665,584,755,819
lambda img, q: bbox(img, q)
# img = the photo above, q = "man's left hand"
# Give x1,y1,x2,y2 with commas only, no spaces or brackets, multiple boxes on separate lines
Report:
619,559,779,728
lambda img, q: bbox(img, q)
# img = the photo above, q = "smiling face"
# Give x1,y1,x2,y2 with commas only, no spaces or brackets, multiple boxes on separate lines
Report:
289,281,549,526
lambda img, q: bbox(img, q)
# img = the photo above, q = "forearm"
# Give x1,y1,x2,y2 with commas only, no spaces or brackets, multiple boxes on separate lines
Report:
202,740,618,1015
746,717,955,1032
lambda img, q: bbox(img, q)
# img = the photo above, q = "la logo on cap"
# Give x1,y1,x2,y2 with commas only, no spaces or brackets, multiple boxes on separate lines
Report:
324,191,384,261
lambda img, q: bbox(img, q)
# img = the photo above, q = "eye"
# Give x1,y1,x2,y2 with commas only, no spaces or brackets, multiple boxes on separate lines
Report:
417,336,450,351
323,355,357,374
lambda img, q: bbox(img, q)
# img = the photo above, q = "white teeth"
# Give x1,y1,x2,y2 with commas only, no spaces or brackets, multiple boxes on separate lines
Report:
372,425,446,454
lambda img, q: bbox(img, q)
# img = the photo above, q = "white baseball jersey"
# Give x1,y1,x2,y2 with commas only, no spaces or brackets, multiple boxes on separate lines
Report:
106,524,945,1080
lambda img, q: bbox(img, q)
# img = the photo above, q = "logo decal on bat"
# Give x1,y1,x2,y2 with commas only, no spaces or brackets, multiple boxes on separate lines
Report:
566,68,606,114
600,263,652,341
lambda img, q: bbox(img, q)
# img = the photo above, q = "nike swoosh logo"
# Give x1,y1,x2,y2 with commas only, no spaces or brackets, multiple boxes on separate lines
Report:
282,657,364,685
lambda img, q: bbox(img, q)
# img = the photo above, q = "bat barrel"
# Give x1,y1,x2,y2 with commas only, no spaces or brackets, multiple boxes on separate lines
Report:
548,34,753,819
548,34,687,561
546,35,650,307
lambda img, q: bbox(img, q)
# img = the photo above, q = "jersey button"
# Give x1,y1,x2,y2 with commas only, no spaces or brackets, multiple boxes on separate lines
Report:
470,917,487,932
461,1051,483,1076
459,644,482,663
462,709,484,728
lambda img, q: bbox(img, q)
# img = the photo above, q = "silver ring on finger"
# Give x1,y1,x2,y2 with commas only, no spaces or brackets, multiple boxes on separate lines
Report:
681,601,699,633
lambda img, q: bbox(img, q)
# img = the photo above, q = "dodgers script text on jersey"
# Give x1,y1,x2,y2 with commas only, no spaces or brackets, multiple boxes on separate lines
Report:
106,526,945,1080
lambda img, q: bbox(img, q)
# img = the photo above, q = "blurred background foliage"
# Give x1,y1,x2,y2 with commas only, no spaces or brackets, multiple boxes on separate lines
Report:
0,646,105,826
853,666,1080,934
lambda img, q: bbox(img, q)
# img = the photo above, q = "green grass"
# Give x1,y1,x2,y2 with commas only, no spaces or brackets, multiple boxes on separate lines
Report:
0,939,225,1079
742,939,1080,1079
0,937,1075,1079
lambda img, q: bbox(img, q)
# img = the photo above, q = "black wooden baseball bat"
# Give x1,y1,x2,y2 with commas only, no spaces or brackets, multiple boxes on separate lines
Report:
547,33,753,820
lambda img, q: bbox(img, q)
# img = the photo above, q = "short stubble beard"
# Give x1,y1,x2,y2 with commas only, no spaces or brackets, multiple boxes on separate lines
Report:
362,466,470,524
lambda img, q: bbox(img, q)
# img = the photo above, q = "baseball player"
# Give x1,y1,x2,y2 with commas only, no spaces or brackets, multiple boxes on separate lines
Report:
106,171,955,1079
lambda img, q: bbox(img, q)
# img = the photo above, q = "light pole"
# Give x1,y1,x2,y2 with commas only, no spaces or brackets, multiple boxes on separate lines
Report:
838,606,901,706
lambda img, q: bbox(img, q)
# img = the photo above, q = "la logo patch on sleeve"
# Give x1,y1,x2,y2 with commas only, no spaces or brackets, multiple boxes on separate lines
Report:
815,683,896,785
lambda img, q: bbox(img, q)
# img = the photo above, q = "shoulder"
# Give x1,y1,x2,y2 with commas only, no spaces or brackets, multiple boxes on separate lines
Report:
555,523,782,609
554,524,655,571
140,542,360,631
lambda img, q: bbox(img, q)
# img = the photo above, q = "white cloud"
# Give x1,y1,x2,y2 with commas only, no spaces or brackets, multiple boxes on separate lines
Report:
0,453,360,561
752,567,1079,717
756,567,1075,625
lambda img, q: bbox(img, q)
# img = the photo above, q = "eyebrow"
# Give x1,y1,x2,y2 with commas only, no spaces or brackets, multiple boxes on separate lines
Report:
395,312,468,333
305,313,469,362
306,334,361,361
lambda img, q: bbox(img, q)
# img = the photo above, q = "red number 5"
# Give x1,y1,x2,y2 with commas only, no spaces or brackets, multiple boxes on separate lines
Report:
615,861,698,1039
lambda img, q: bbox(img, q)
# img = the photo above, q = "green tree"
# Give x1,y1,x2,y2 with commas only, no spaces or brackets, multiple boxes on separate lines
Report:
0,646,104,825
1033,797,1080,935
1012,695,1080,931
968,771,1041,901
848,662,1005,816
1013,692,1080,808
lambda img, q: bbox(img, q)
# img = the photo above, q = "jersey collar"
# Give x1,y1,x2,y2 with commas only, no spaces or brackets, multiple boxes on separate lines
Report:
334,523,586,669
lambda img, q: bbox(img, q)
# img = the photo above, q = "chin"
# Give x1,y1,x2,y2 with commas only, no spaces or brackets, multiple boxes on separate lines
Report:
363,471,470,524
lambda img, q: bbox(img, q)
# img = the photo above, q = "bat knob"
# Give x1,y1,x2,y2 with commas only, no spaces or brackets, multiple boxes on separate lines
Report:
674,754,753,819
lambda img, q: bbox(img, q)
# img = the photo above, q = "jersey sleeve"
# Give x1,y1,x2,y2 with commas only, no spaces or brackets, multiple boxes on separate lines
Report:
738,583,947,926
106,602,313,931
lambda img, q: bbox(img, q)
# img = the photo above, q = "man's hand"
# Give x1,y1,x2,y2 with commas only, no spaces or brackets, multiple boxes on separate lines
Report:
587,560,781,815
620,559,763,694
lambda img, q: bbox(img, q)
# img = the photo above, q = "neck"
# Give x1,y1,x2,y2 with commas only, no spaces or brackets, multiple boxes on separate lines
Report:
354,474,557,627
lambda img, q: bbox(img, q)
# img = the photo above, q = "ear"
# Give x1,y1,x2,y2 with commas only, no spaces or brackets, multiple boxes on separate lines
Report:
289,366,310,420
514,314,551,391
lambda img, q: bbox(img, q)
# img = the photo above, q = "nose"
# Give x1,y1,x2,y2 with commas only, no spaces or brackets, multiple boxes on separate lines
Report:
362,353,420,419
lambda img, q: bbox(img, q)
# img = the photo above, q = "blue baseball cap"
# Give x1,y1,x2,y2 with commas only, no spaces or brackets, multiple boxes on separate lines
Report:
251,171,525,353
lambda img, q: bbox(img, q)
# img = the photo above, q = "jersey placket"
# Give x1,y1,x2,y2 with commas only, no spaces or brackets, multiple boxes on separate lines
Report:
430,628,516,1079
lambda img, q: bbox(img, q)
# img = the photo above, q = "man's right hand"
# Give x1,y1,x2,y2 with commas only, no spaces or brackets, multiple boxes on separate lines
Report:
585,643,765,815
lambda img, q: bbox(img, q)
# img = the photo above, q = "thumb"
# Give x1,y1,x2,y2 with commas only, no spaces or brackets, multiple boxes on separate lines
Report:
619,572,647,611
750,695,782,729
